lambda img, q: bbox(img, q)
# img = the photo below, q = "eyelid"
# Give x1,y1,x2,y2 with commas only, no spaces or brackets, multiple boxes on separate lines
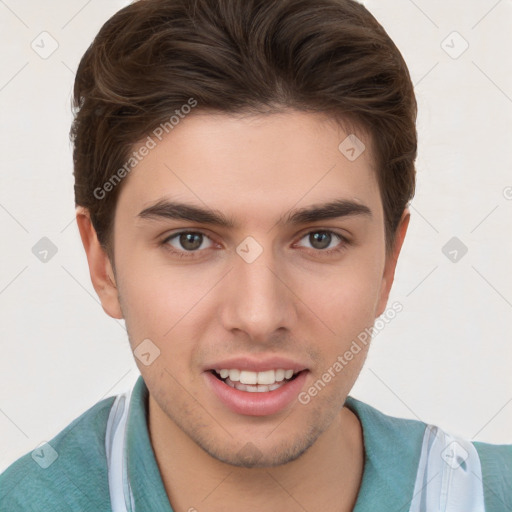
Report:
161,230,217,248
295,227,350,242
161,228,350,257
293,229,349,251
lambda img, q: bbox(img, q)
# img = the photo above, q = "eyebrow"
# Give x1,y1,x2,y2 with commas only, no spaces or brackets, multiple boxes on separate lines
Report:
137,198,372,228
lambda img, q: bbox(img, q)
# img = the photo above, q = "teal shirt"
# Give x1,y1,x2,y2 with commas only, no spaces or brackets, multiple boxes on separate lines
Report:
1,375,510,511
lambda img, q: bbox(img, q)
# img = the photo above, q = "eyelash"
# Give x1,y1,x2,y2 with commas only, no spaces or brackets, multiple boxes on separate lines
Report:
160,229,350,259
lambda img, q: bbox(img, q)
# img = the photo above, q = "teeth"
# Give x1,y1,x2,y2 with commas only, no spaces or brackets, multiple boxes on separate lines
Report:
253,369,274,385
217,368,298,385
228,369,240,381
239,370,258,385
225,379,288,393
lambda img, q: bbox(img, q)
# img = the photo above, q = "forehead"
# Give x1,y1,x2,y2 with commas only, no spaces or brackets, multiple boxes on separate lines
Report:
116,110,382,224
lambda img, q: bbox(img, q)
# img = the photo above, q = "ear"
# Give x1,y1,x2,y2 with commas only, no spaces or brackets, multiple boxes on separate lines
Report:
375,208,410,317
75,206,123,319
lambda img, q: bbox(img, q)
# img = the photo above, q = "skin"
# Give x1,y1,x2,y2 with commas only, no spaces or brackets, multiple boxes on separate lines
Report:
77,110,409,512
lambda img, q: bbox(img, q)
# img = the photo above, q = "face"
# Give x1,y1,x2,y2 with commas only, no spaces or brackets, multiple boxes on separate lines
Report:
87,110,407,468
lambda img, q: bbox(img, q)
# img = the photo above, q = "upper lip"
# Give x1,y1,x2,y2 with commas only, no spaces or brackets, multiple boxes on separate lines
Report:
204,356,309,373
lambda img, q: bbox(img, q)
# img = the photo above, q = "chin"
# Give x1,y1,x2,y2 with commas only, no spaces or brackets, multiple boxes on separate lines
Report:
194,422,325,469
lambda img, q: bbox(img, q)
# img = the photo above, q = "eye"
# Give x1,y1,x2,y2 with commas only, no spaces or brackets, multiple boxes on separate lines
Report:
160,229,349,259
161,231,214,257
296,230,348,254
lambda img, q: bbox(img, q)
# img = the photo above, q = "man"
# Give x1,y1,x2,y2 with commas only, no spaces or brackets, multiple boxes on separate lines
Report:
1,0,510,510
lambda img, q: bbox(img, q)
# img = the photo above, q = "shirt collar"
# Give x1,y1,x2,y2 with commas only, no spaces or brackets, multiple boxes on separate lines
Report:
126,375,174,511
124,376,425,511
344,396,426,511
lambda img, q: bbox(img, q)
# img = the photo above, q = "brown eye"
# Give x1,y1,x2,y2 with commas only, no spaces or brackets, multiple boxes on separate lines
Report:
178,232,203,251
308,231,333,250
298,230,345,252
162,231,214,256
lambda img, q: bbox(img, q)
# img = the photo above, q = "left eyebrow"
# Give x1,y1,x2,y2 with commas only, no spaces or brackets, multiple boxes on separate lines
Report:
281,199,372,225
136,198,372,228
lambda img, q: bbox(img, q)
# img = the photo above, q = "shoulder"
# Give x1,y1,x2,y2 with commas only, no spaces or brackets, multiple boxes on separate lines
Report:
345,395,428,453
344,396,428,507
0,395,116,511
473,440,512,511
345,396,512,511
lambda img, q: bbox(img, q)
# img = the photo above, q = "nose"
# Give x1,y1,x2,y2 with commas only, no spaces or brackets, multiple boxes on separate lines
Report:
219,245,297,344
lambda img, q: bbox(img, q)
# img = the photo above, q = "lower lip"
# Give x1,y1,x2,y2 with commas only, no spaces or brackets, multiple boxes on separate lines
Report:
204,370,309,416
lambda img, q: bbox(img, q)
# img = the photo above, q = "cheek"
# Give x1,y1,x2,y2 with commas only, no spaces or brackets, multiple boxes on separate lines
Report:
297,260,383,335
116,256,213,368
117,252,203,326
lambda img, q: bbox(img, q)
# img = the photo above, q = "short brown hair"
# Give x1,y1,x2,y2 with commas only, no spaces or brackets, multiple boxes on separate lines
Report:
71,0,417,260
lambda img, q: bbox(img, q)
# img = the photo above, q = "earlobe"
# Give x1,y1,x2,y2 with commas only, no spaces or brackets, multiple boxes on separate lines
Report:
75,207,124,319
376,208,410,317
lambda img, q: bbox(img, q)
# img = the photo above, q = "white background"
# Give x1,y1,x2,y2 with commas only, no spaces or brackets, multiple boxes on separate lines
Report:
0,0,511,473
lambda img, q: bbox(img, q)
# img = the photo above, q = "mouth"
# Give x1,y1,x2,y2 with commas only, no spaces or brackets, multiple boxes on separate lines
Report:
204,366,309,416
209,368,303,393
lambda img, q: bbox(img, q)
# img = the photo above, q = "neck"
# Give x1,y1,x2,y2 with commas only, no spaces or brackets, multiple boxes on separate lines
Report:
148,396,364,512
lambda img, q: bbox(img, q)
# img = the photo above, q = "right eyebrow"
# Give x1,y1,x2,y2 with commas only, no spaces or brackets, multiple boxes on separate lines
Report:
137,199,236,228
